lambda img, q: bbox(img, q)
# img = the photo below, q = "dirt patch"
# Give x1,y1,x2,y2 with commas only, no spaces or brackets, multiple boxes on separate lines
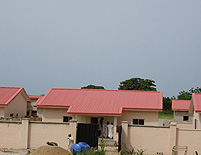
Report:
30,146,71,155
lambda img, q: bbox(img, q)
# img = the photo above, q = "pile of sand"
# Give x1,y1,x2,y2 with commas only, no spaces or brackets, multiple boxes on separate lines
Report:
30,145,72,155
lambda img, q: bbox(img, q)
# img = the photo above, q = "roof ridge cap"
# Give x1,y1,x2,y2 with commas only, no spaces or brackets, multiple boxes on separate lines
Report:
0,87,23,89
50,88,162,93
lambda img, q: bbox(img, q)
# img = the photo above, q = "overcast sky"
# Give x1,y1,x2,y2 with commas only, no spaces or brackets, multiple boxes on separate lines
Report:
0,0,201,97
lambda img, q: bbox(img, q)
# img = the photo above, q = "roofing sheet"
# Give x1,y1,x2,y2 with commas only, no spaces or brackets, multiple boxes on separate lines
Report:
172,100,191,111
0,87,23,105
29,95,43,99
192,93,201,112
35,88,163,115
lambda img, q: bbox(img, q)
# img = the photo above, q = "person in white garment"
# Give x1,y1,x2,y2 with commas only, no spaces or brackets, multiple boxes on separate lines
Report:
67,134,74,150
107,122,114,139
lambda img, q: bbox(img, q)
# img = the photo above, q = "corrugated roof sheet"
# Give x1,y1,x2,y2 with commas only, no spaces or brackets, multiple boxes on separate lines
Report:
0,87,23,105
29,95,43,99
172,100,191,111
35,88,163,115
192,93,201,112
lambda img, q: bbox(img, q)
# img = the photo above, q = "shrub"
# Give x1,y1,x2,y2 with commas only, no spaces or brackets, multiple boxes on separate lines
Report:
120,144,145,155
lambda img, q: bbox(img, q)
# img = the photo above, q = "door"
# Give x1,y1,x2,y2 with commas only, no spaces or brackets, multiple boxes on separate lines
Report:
76,123,99,147
118,125,122,152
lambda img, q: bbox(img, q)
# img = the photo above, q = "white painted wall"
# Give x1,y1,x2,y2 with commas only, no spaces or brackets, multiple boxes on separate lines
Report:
41,108,72,122
118,111,159,126
4,92,27,118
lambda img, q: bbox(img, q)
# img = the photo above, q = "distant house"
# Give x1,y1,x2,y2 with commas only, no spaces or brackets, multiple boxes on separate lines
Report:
0,87,31,119
27,95,43,117
35,88,163,125
35,88,162,141
190,93,201,129
172,100,192,122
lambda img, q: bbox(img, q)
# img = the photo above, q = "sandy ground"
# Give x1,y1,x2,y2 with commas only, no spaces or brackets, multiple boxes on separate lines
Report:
104,146,119,155
0,148,28,155
0,146,119,155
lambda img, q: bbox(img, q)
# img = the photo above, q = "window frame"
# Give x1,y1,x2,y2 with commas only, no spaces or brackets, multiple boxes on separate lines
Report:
63,116,72,122
183,116,189,121
133,119,145,125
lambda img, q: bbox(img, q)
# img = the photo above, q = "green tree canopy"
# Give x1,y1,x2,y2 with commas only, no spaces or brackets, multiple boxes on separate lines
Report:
118,77,157,91
81,84,105,89
163,96,175,111
177,87,201,100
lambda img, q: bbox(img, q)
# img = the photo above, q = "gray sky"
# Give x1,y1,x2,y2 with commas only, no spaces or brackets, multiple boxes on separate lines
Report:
0,0,201,97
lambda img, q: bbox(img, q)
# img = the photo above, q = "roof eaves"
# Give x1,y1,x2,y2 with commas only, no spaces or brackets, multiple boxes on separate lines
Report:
34,88,53,107
122,107,162,111
67,111,122,116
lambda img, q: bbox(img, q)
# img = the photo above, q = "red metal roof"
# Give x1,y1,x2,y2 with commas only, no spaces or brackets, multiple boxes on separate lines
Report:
172,100,191,111
192,93,201,112
0,87,24,105
35,88,163,115
29,95,43,99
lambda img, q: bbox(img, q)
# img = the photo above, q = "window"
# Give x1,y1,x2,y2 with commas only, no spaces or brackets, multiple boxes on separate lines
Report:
139,119,144,125
63,116,72,122
133,119,144,125
183,116,189,121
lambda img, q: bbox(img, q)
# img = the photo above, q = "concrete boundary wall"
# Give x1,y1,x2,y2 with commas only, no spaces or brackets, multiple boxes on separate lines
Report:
1,119,201,155
123,122,171,155
0,121,22,149
177,128,201,155
122,122,201,155
176,122,193,129
28,121,70,149
0,119,76,149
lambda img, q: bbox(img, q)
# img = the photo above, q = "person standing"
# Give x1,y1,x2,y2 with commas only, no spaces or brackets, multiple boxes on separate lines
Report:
67,134,74,150
103,122,109,138
107,122,114,139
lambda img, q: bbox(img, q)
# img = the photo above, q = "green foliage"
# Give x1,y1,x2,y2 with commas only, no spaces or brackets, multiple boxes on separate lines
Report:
158,111,173,119
120,144,145,155
79,135,105,155
163,97,172,111
79,150,105,155
177,87,201,100
189,87,201,93
118,78,157,91
99,135,105,154
163,96,175,111
177,90,192,100
81,85,105,89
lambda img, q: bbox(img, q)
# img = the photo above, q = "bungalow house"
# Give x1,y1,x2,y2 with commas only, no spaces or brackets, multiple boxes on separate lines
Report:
0,87,31,119
172,100,192,122
35,88,162,130
190,93,201,129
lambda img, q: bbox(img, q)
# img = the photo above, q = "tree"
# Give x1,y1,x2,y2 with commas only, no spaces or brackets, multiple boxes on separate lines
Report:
81,84,105,89
177,87,201,100
118,77,157,91
177,91,191,100
163,96,175,111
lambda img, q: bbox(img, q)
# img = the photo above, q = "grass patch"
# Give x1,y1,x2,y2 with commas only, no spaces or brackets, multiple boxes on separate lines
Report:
158,111,173,119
